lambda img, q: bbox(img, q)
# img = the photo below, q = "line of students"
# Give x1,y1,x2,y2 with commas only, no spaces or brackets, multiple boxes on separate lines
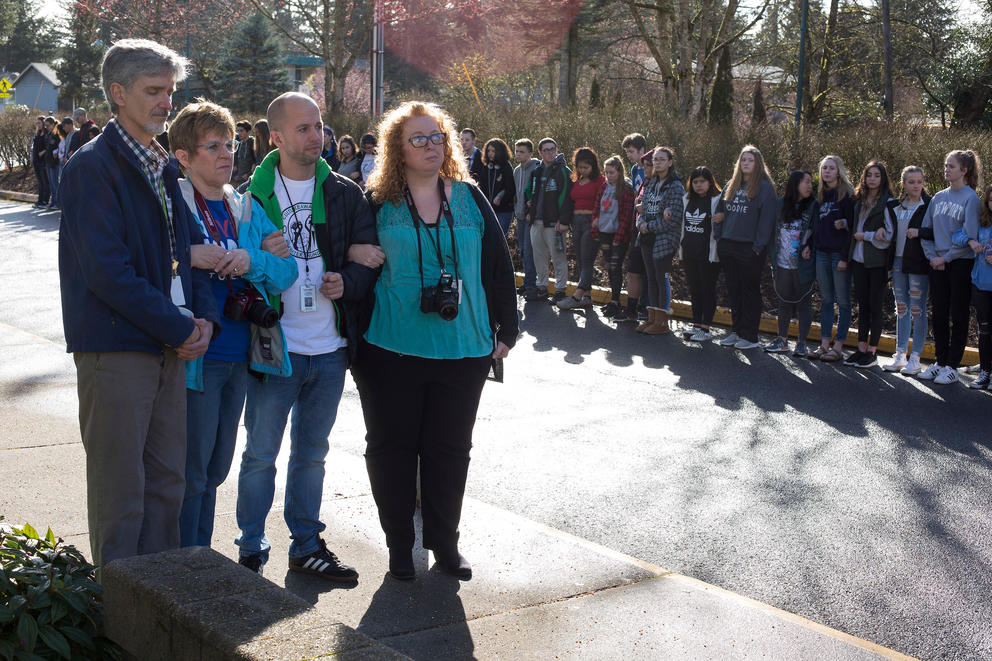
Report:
496,133,990,388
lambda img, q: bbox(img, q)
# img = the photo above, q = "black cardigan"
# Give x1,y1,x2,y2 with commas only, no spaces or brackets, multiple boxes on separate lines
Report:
359,180,519,357
886,193,932,275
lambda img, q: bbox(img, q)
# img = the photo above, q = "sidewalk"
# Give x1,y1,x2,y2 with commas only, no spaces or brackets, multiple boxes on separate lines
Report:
0,319,917,660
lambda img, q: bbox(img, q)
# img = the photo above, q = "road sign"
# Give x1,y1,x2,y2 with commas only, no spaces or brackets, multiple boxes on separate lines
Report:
0,78,11,98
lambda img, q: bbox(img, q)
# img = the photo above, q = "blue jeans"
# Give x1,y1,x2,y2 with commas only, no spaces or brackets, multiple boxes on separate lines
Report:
180,359,247,547
495,211,514,237
236,349,347,562
815,251,852,343
518,217,536,289
47,164,60,206
891,257,929,355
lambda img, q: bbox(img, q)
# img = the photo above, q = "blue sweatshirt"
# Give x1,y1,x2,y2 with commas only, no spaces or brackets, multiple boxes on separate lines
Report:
952,223,992,291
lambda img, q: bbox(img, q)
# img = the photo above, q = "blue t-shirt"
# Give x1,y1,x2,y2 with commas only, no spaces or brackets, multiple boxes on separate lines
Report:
202,199,251,362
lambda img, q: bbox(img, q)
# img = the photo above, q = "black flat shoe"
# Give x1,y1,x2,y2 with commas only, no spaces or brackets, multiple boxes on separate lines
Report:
389,547,415,580
433,547,472,579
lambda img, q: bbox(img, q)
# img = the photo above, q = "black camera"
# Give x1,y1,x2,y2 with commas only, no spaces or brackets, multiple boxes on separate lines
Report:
420,272,459,321
224,285,279,328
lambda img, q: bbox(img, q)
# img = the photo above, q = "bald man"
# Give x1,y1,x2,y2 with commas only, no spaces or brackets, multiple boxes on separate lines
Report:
236,92,379,581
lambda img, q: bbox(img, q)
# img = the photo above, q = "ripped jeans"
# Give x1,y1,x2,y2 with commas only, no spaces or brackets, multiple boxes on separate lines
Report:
891,257,929,356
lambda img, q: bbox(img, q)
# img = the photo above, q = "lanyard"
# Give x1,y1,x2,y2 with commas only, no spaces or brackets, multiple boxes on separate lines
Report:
192,188,238,246
404,179,458,291
277,167,315,283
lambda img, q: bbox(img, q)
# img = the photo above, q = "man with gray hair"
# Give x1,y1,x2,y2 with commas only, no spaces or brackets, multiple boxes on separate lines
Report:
66,107,95,160
59,39,220,568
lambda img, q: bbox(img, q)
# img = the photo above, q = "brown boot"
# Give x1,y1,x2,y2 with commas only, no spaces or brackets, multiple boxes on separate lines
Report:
636,307,656,333
643,308,670,334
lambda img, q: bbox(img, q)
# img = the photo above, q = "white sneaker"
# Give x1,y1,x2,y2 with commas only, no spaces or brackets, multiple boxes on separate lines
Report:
734,338,761,350
934,365,959,385
900,354,922,375
883,352,907,372
690,328,712,342
917,363,942,380
719,332,740,346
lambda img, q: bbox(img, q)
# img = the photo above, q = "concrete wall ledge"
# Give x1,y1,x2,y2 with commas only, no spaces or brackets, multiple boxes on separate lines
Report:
103,546,410,661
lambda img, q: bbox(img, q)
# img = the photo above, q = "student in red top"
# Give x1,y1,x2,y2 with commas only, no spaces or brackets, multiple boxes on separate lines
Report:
558,147,605,310
589,155,636,317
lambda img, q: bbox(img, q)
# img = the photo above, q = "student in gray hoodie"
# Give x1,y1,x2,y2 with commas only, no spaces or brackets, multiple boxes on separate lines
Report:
513,139,541,295
715,145,778,349
918,149,982,384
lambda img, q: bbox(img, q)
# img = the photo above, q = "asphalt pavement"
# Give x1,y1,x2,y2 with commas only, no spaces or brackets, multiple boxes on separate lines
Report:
1,200,990,660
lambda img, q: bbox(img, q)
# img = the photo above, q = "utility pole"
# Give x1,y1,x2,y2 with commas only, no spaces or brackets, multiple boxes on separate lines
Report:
369,0,384,117
792,0,808,164
881,0,893,119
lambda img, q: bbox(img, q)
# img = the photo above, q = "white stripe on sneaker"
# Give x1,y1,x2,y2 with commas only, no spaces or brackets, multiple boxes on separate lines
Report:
316,560,329,572
304,557,317,570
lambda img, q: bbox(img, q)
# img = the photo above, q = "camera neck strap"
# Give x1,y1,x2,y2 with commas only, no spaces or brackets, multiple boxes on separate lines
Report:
404,179,459,292
193,187,239,293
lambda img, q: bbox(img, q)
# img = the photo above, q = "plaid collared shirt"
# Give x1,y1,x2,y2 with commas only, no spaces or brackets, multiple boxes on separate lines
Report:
112,118,178,273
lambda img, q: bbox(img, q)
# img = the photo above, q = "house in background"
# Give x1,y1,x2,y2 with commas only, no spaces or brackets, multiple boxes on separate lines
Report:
11,63,61,112
286,55,323,90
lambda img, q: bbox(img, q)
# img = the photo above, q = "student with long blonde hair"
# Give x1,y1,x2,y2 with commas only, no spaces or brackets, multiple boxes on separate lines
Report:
810,155,855,362
716,145,777,349
919,149,982,384
883,166,931,374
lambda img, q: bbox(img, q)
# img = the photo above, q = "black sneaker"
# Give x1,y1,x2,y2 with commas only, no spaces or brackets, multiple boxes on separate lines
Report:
613,307,634,322
552,291,567,304
239,554,264,576
855,352,878,368
288,538,358,582
516,284,526,295
601,301,621,318
636,306,648,322
524,287,548,302
843,350,864,366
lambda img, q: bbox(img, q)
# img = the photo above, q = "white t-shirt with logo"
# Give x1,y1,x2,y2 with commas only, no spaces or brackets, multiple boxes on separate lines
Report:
274,172,346,355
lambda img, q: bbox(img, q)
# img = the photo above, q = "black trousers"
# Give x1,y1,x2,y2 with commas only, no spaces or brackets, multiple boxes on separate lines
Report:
583,232,629,300
972,285,992,372
682,255,720,326
851,262,888,346
351,341,491,551
717,240,766,342
929,258,974,368
34,161,49,205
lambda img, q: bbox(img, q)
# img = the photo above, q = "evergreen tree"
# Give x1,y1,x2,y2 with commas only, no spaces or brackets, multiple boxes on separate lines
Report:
589,76,602,108
0,0,58,74
54,2,105,109
708,45,734,125
215,13,290,115
751,76,767,125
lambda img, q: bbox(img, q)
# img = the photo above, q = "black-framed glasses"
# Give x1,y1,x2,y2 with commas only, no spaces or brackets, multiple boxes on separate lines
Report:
196,140,236,155
408,132,446,148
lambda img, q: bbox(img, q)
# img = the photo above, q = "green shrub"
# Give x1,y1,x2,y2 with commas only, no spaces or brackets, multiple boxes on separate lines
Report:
0,518,121,661
0,106,34,170
328,98,992,195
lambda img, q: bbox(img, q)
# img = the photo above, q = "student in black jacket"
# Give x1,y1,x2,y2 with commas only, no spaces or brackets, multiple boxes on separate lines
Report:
883,166,932,374
31,116,50,207
478,137,516,236
844,161,894,368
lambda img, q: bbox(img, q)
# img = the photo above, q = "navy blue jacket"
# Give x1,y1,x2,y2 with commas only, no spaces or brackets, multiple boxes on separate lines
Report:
58,121,219,354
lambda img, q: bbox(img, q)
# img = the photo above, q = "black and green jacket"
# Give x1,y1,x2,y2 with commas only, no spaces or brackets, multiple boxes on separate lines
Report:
524,153,574,227
248,150,379,366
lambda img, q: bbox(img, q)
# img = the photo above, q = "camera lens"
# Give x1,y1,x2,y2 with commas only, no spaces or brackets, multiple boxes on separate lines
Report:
439,302,458,321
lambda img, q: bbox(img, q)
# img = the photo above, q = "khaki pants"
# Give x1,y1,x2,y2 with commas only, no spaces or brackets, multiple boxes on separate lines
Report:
529,223,568,293
75,350,186,568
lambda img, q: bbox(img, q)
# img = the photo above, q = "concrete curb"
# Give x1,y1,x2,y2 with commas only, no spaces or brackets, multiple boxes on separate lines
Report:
103,546,410,661
0,189,37,203
522,273,980,366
